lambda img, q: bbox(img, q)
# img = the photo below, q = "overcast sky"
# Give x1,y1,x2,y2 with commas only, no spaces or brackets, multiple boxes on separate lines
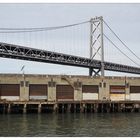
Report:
0,3,140,76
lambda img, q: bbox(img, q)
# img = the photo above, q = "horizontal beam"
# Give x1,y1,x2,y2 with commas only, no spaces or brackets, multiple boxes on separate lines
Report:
0,42,140,74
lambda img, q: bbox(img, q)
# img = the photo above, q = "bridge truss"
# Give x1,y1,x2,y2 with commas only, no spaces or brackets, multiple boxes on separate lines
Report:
0,42,140,75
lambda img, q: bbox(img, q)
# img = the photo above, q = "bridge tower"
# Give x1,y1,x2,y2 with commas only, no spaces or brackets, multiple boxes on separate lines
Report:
89,16,104,77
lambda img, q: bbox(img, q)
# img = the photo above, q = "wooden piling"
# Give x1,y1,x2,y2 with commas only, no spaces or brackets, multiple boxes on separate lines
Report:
23,104,27,114
101,103,103,113
94,103,98,113
118,103,121,112
68,104,71,113
53,104,58,113
74,104,76,113
91,104,94,113
3,104,6,114
7,104,11,114
80,104,84,113
131,104,134,113
82,104,85,113
38,104,41,113
107,103,110,113
62,104,64,113
89,104,92,113
112,103,115,112
84,104,87,113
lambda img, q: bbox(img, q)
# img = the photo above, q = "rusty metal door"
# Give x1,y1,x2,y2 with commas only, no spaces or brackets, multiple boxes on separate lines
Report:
0,84,20,101
110,85,125,101
82,85,99,100
29,84,48,100
56,85,74,101
110,85,125,94
130,86,140,100
82,85,99,93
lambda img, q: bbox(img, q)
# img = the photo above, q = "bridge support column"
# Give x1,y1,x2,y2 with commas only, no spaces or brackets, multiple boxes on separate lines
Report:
89,68,93,76
89,16,104,77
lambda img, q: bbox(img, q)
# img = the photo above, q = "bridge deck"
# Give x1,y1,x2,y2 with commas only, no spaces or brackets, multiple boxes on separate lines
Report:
0,42,140,74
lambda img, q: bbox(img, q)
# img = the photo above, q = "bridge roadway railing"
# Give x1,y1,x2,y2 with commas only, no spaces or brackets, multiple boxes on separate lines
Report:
0,42,140,75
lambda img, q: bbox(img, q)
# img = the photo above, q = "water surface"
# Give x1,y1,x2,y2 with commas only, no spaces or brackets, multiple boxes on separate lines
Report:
0,113,139,137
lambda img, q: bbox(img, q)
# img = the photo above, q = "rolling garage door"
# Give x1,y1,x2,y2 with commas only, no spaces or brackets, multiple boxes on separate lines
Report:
29,84,48,100
82,85,99,100
130,86,140,100
0,84,20,101
110,85,125,101
56,85,74,101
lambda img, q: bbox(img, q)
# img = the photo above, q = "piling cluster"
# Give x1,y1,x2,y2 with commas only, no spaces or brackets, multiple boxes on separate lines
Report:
0,101,140,114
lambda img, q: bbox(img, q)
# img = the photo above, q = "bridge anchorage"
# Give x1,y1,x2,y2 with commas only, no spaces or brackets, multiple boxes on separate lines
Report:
0,16,140,76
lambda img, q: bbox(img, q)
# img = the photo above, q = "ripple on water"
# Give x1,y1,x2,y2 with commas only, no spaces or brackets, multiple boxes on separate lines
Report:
0,113,140,137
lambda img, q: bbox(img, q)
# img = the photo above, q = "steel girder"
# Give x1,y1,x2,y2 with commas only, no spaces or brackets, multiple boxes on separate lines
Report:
0,42,140,75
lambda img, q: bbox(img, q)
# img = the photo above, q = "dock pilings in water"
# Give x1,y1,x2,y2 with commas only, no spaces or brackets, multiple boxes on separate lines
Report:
0,101,140,114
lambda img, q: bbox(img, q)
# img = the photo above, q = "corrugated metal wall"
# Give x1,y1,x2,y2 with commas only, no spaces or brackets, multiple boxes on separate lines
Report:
29,84,48,100
0,84,19,96
56,85,74,100
82,85,99,93
130,86,140,100
0,84,20,101
130,86,140,93
82,85,99,100
110,85,125,101
110,85,125,94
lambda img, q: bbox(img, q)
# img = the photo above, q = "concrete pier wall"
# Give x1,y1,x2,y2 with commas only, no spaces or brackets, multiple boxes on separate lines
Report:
0,74,140,102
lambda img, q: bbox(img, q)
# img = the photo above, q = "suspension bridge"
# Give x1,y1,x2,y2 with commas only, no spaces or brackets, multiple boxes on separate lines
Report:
0,16,140,76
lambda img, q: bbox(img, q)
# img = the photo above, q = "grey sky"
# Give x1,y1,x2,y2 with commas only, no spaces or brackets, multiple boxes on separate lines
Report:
0,3,140,76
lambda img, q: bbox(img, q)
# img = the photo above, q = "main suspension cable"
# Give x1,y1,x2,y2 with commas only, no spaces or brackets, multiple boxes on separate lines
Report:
0,20,90,33
104,33,140,67
103,20,140,62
